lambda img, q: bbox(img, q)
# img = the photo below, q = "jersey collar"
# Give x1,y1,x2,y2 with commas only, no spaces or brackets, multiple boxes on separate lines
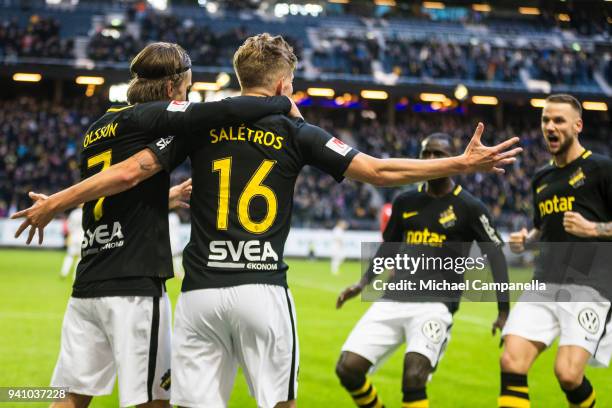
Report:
107,105,133,113
418,183,462,197
549,149,591,168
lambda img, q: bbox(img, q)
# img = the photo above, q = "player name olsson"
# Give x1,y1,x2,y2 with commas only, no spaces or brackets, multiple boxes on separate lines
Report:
373,279,546,292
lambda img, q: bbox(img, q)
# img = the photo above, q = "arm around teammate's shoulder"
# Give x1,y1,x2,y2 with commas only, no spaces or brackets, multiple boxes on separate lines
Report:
185,95,293,133
135,96,293,140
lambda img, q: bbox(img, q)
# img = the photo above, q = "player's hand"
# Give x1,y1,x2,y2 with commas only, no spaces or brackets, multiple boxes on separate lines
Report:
462,123,522,175
169,178,192,210
11,191,53,245
509,228,528,253
563,211,596,238
491,309,509,335
336,284,363,309
288,97,303,119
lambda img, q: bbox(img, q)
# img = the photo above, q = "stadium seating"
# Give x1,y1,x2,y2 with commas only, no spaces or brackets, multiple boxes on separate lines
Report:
1,4,609,93
2,95,608,231
1,1,610,231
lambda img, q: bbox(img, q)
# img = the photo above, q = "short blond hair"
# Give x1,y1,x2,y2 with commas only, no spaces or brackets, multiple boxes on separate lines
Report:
233,33,297,90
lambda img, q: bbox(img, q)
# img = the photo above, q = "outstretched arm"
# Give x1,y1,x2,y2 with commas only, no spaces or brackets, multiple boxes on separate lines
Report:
11,149,164,244
12,148,159,218
345,123,522,186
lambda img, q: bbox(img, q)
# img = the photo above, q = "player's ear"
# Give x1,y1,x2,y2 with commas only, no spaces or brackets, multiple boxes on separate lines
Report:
575,118,583,134
274,78,284,96
166,80,174,100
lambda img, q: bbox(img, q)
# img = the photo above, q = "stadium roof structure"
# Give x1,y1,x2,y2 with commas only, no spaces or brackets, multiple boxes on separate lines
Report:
1,0,610,107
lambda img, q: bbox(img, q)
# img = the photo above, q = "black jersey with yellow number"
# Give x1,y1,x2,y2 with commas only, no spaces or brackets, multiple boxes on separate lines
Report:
380,184,509,311
148,116,359,291
73,97,291,298
531,150,612,296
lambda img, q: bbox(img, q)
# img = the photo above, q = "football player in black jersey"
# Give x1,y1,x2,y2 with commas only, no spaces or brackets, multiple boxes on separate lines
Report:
12,42,294,408
335,133,510,408
500,94,612,408
14,34,522,408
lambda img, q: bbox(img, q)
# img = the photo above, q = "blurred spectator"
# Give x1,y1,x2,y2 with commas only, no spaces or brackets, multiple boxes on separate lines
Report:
0,15,74,59
88,12,303,67
0,96,105,218
311,30,607,86
3,97,609,231
87,31,144,62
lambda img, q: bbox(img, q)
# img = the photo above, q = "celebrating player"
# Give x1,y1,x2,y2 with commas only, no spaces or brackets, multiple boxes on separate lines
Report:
335,133,510,408
12,42,294,408
499,94,612,408
13,34,522,408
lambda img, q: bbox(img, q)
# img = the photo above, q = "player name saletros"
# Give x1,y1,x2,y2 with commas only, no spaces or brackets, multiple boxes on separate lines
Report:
210,125,284,150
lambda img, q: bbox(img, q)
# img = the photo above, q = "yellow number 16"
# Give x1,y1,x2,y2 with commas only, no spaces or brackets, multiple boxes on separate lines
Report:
213,157,278,234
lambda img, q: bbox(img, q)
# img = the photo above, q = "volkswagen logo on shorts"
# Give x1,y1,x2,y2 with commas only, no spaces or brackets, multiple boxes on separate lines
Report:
578,308,600,335
422,320,444,344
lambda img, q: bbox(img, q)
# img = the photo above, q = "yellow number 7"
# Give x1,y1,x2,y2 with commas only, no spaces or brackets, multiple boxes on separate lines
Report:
87,149,112,221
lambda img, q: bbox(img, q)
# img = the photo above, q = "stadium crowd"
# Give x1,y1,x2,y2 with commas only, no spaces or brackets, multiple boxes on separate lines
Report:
0,97,100,219
0,15,74,59
88,12,304,67
314,33,610,85
1,11,609,88
5,95,606,232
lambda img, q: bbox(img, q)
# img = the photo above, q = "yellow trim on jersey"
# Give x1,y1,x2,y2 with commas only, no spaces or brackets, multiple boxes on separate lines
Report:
551,149,591,168
418,183,424,193
403,211,418,219
569,168,585,187
107,105,134,113
536,184,548,194
507,386,529,394
453,185,462,196
498,395,530,407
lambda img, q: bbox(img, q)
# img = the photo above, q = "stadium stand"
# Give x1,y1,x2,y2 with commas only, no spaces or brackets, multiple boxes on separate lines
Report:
2,94,608,231
1,0,610,231
0,15,74,59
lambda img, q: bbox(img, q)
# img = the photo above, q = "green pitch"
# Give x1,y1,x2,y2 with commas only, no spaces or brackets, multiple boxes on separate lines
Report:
1,249,611,407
